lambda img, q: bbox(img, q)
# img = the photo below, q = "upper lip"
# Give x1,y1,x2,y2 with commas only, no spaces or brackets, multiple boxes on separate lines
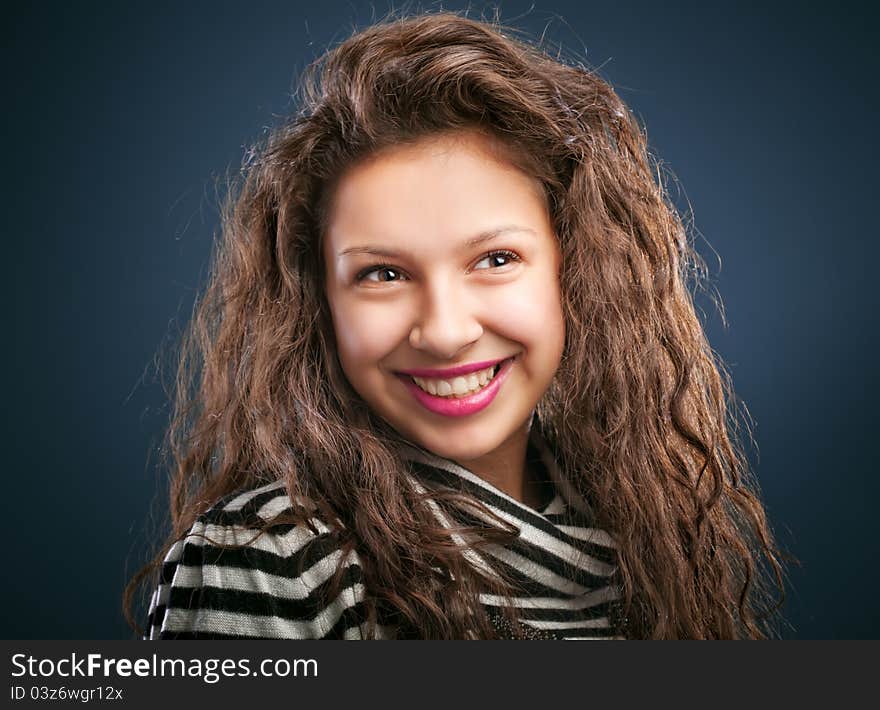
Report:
396,356,511,379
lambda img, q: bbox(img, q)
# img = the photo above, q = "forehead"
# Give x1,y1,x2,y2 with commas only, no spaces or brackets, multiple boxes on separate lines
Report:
323,131,550,258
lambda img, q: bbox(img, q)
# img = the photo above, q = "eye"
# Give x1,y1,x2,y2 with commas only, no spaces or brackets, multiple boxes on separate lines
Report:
473,249,522,271
355,265,408,283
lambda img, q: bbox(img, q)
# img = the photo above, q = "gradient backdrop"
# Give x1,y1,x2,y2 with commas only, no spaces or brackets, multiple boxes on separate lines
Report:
6,0,876,639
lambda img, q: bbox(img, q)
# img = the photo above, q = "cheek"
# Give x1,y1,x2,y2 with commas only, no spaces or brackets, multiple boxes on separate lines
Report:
484,275,565,355
329,298,410,374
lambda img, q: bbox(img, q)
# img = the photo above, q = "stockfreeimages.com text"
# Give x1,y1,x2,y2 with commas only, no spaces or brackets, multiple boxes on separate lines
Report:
10,653,317,684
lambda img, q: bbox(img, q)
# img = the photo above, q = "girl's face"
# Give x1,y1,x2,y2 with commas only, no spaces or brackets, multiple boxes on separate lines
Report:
323,130,565,466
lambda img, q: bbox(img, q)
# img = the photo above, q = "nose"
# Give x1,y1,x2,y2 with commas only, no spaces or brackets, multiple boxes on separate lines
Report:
408,278,483,360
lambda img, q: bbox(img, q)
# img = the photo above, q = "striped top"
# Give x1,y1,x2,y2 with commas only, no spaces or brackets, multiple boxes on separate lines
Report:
145,423,624,640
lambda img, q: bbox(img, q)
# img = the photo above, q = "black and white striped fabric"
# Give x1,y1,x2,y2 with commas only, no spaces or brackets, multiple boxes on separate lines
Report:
145,423,624,640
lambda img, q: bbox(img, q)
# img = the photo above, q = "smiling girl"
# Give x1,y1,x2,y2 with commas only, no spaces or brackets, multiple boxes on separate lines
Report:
128,12,784,640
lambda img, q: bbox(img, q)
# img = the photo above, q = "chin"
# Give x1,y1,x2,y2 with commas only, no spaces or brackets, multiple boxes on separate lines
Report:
407,426,501,463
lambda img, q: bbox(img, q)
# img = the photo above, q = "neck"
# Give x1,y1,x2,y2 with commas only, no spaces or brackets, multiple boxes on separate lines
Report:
453,414,546,510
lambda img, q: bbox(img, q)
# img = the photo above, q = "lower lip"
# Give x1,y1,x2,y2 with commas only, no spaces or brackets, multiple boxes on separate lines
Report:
397,357,516,417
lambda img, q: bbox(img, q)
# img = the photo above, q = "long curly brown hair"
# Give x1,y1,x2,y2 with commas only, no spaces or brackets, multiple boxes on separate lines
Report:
125,10,786,639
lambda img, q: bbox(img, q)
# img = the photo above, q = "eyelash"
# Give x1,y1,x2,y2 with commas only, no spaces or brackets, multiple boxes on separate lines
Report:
355,249,522,283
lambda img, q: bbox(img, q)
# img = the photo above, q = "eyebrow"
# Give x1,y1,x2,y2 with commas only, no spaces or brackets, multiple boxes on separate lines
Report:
337,225,536,258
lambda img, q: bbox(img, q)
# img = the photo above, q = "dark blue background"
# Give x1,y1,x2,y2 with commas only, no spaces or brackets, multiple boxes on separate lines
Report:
6,0,876,639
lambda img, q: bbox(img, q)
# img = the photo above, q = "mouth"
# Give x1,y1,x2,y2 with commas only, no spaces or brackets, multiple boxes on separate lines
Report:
403,357,509,396
395,355,517,417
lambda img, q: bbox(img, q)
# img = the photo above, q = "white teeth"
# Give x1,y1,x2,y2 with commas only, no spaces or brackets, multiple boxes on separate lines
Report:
451,377,469,396
412,363,500,398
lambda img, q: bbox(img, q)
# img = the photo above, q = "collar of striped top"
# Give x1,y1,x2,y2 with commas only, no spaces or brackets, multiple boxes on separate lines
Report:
394,413,597,526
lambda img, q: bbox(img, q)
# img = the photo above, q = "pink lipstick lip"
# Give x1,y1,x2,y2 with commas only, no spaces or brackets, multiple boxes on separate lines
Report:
396,355,516,417
396,357,509,378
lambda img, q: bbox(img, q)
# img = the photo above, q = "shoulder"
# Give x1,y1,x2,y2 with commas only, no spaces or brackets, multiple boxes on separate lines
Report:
144,480,368,640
